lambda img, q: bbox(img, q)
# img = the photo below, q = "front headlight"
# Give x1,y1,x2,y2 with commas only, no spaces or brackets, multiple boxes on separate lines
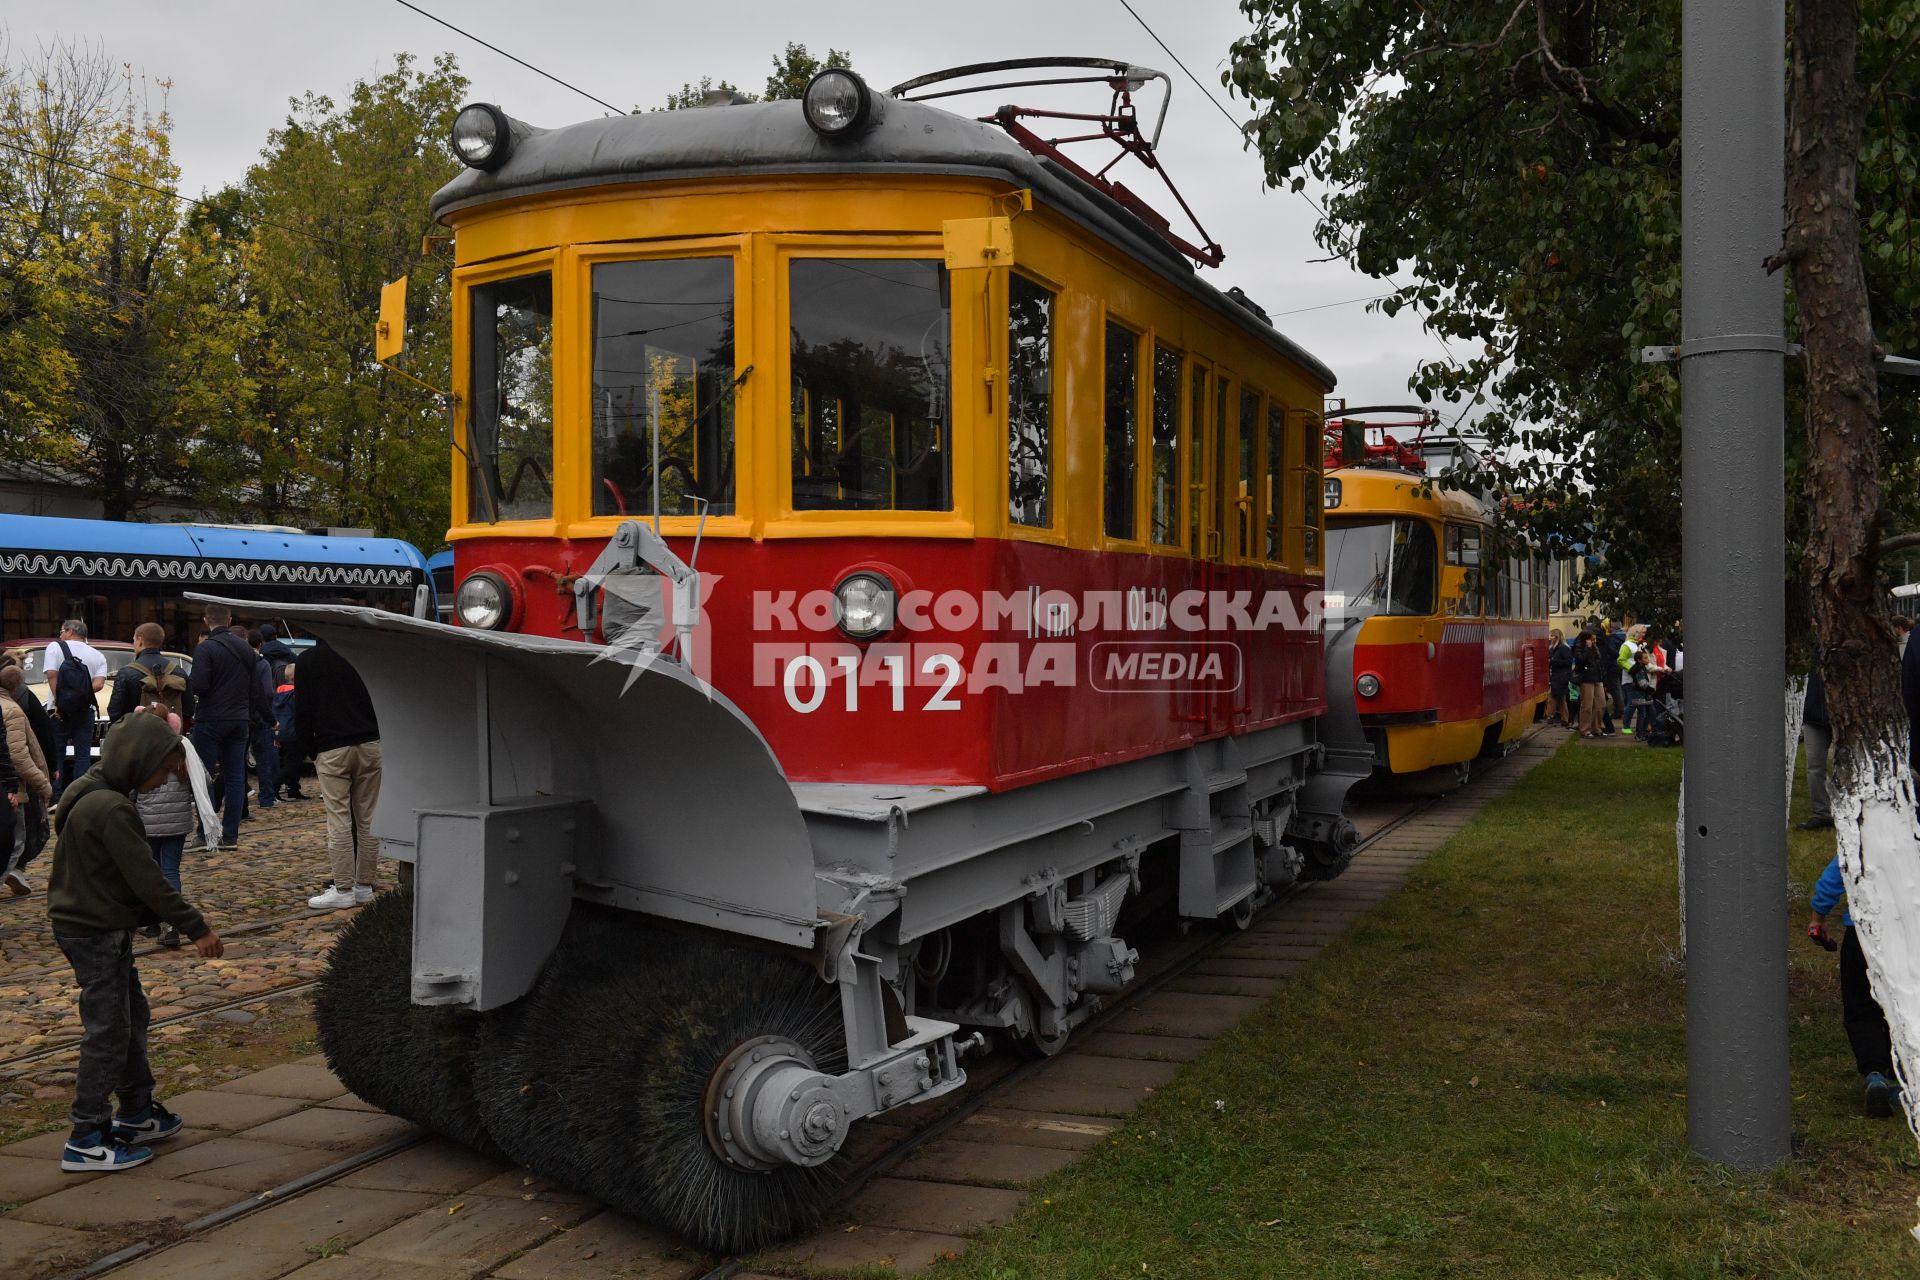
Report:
1356,673,1381,698
451,103,513,171
835,572,896,639
803,69,874,137
455,571,511,630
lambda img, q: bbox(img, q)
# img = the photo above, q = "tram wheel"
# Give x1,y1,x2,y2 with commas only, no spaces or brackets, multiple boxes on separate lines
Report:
1010,986,1072,1059
1223,894,1256,931
312,888,503,1158
476,918,850,1254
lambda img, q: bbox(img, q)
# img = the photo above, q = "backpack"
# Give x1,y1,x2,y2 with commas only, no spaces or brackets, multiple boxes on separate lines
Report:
139,658,188,718
52,640,94,719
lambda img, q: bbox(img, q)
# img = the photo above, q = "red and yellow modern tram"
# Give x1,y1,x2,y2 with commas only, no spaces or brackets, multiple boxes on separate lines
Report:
1321,410,1549,777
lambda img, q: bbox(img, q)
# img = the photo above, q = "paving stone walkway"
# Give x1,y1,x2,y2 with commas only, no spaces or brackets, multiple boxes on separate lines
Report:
0,732,1566,1280
0,797,367,1105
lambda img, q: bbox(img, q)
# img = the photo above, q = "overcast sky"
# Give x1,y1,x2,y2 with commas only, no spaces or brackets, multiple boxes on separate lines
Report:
14,0,1469,409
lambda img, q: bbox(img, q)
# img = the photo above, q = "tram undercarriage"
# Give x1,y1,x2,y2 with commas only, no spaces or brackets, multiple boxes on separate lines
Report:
219,597,1364,1252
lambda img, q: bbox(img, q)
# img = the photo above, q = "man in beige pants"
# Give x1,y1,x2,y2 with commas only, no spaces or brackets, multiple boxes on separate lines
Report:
291,638,382,911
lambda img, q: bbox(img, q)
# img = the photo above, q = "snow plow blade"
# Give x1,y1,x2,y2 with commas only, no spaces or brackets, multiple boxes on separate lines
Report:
189,595,819,1009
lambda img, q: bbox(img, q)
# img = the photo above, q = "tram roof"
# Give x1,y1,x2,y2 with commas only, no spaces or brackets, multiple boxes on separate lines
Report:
430,96,1336,390
0,513,428,571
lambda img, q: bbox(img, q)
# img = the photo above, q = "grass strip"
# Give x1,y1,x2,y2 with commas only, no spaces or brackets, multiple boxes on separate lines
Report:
941,741,1918,1280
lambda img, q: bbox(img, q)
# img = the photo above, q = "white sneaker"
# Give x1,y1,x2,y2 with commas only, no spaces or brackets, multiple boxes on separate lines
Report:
3,870,30,896
352,884,374,904
307,886,359,911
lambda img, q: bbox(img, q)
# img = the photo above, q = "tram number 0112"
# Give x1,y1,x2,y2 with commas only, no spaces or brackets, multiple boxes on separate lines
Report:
781,653,963,714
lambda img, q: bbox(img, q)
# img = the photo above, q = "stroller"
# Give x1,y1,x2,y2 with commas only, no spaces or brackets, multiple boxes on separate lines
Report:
1644,670,1684,747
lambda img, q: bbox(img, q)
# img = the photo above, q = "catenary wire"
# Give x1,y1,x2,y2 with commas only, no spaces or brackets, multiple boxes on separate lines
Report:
389,0,625,116
1113,0,1477,417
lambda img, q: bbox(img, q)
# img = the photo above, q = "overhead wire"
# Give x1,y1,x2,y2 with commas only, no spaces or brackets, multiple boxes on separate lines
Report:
389,0,625,116
1114,0,1478,420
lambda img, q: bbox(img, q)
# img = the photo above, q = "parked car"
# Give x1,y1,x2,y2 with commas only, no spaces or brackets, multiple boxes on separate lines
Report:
4,640,194,766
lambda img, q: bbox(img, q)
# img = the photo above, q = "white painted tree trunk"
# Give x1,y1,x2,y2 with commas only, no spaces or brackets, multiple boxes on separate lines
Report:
1832,743,1920,1239
1785,678,1808,816
1676,766,1686,961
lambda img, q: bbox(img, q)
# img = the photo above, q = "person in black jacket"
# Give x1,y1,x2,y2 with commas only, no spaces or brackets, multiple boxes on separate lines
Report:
1903,624,1920,783
258,623,296,671
1573,629,1610,737
1546,629,1572,726
294,639,382,911
245,630,278,812
187,604,266,851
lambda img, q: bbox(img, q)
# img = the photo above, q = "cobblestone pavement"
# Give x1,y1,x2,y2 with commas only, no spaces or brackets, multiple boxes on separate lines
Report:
0,736,1569,1280
0,796,370,1082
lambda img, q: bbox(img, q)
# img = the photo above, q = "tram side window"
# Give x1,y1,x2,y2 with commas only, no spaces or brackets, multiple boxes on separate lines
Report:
1300,412,1323,566
1150,344,1182,546
469,272,554,523
1188,366,1209,552
1103,321,1139,539
790,258,952,511
1447,523,1484,615
1007,274,1053,528
591,258,737,519
1265,402,1285,561
1238,390,1259,559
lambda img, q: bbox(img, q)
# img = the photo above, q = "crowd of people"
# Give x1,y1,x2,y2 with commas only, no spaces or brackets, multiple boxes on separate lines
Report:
0,604,389,1174
1544,618,1683,743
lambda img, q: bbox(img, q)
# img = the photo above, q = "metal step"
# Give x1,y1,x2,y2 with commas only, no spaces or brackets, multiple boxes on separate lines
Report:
1204,769,1249,794
1211,821,1253,855
1213,880,1258,916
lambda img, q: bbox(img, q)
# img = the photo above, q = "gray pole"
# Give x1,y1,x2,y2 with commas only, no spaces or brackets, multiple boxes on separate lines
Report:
1679,0,1791,1166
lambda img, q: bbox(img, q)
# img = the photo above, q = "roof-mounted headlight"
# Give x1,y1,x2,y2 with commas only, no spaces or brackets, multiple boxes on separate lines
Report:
803,69,875,138
451,103,513,171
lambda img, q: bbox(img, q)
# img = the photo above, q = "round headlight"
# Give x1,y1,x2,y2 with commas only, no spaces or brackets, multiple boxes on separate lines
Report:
835,572,896,639
451,103,512,171
1356,673,1381,698
455,571,511,630
803,69,873,137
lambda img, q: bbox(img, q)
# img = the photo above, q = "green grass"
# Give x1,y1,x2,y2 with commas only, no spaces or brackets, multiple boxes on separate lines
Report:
938,742,1919,1280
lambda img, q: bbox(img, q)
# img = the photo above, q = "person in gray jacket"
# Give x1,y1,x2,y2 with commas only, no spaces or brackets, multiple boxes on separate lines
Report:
133,705,198,949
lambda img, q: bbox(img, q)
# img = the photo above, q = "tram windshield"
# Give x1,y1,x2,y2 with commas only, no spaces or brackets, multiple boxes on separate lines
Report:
790,258,951,511
1325,516,1437,622
591,257,738,518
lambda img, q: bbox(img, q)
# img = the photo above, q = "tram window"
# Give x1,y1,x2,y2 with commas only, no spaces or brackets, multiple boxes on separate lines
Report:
1150,344,1182,546
1325,517,1437,620
1265,403,1285,561
1007,274,1053,528
469,272,554,523
591,258,736,519
1239,390,1259,559
1103,321,1139,539
790,258,951,512
1188,366,1208,552
1214,376,1231,552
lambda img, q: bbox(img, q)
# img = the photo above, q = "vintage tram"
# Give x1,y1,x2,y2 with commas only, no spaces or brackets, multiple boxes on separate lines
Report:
1320,409,1549,780
255,62,1456,1253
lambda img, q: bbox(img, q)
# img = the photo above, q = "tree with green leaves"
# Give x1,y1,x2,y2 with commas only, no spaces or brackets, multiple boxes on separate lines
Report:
1228,0,1920,624
0,37,258,519
662,43,852,110
219,52,465,548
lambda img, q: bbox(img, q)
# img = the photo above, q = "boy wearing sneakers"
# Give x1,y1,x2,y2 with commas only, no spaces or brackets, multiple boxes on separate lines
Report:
1808,854,1900,1117
49,710,224,1172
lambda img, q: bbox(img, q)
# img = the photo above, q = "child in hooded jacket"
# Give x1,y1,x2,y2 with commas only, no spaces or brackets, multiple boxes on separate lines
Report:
48,712,225,1173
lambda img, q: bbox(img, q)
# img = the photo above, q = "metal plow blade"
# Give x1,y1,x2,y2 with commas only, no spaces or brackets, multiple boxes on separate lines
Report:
192,595,819,1010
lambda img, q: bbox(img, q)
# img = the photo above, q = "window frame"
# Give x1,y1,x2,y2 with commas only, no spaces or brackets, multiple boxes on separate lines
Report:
451,247,566,543
764,236,975,539
572,238,752,538
1148,339,1186,550
1100,311,1146,547
1004,269,1060,537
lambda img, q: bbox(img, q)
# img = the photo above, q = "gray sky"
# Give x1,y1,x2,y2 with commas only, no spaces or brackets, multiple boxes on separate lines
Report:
15,0,1470,408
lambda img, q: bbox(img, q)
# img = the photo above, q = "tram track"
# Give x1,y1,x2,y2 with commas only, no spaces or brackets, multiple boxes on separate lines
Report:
0,980,321,1078
51,731,1549,1280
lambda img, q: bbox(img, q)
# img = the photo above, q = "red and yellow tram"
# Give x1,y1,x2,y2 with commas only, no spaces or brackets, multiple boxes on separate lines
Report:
1321,411,1549,776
